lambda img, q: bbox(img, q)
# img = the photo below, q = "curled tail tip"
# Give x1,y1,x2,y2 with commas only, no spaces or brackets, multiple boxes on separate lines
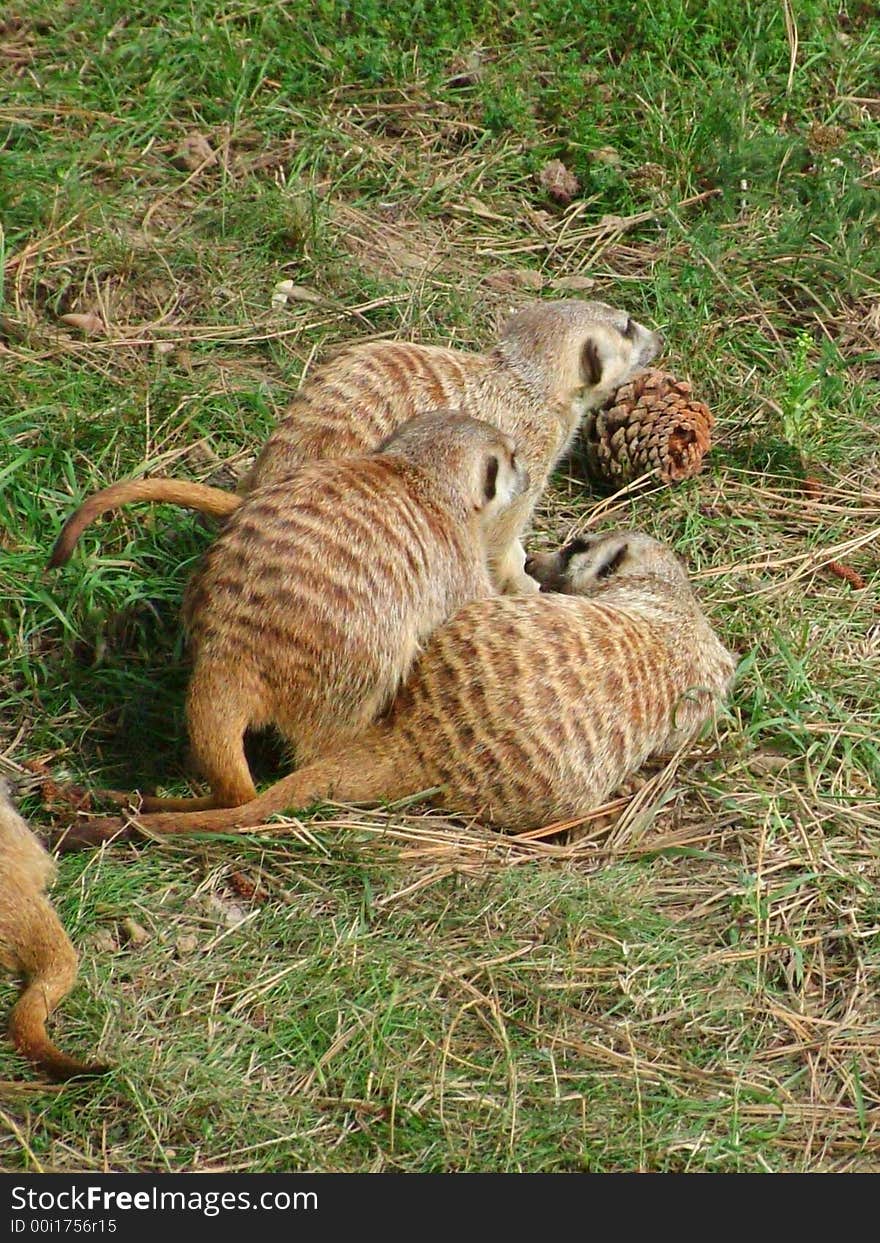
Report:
35,1048,110,1082
9,980,108,1081
47,1056,111,1082
28,1046,109,1082
47,531,75,570
9,1020,108,1082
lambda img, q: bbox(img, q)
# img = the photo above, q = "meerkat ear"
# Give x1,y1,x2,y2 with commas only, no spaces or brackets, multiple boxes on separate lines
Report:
596,541,628,580
483,455,499,503
580,337,605,388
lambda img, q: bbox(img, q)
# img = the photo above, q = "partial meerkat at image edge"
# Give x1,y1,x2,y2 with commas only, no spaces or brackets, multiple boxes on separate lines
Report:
0,780,106,1079
49,299,662,594
62,531,736,847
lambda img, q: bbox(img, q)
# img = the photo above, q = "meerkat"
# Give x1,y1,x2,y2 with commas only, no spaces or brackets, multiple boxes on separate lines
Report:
0,780,104,1079
61,531,735,846
97,412,527,816
49,300,662,594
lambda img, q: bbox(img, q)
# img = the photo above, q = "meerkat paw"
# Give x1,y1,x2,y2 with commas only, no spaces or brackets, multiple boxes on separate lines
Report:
503,571,541,596
493,540,541,596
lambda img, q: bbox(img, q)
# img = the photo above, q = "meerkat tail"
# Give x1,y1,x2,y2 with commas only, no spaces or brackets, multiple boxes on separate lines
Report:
61,735,409,845
48,479,241,568
136,793,220,813
7,898,107,1080
69,785,218,815
80,785,219,814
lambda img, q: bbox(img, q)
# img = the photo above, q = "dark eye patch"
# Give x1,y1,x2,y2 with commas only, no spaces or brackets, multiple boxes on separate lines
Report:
622,317,635,339
580,338,603,387
483,455,499,502
596,543,628,580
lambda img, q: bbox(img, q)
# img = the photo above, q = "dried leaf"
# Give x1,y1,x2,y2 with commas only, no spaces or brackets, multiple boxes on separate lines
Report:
21,757,52,777
551,274,597,293
483,269,545,293
445,49,484,88
591,145,622,166
173,131,217,171
120,917,150,947
228,870,269,903
39,778,92,813
59,311,105,337
538,159,580,205
807,122,846,154
87,928,118,956
272,281,325,305
203,892,248,927
825,561,866,590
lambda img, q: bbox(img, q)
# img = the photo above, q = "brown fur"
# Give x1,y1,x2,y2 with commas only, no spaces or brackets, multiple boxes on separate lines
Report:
62,531,735,845
101,412,527,815
49,300,661,593
49,480,239,569
0,781,105,1078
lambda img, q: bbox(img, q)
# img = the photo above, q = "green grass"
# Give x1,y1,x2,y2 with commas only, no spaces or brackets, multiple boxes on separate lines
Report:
1,0,879,1172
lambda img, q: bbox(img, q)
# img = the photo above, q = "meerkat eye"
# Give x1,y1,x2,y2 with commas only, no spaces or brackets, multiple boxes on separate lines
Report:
623,317,635,339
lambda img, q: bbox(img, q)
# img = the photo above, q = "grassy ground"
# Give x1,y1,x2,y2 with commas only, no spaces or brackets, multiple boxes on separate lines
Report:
1,0,879,1172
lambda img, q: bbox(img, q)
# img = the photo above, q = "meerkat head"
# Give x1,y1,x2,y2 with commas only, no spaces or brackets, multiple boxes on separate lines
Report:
497,299,662,418
525,529,691,596
379,410,530,519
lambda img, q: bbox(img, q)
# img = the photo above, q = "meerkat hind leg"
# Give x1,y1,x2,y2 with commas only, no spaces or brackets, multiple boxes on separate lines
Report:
61,729,418,845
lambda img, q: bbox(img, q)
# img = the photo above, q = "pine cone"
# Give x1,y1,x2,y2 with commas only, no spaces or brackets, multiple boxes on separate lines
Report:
582,370,714,485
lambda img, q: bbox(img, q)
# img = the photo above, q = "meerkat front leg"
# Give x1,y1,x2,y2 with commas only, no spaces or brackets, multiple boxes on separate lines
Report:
492,538,541,595
484,497,540,596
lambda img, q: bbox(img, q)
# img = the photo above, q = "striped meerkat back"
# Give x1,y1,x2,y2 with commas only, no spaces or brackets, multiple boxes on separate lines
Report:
248,342,490,487
185,456,484,720
158,412,528,809
388,592,708,827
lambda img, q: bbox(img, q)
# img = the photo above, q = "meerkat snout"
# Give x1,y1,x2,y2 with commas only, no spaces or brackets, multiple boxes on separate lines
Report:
525,537,597,593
